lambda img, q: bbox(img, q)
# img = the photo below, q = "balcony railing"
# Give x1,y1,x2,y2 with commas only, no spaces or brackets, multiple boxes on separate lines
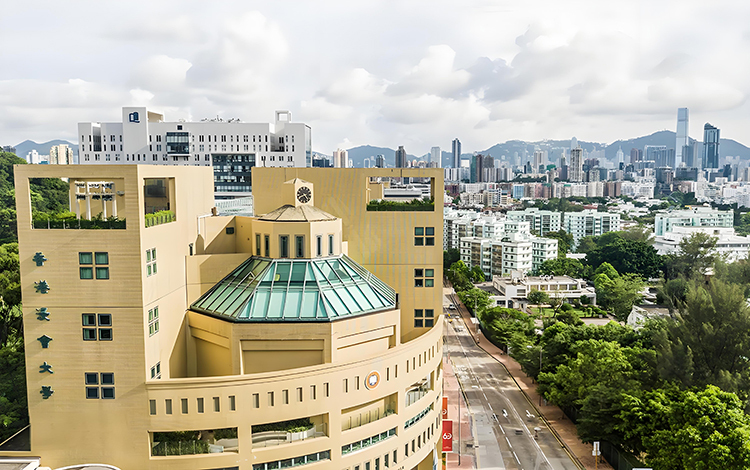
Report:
252,424,327,448
342,408,396,432
145,210,176,228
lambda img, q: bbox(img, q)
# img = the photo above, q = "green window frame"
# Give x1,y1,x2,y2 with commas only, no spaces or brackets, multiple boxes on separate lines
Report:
95,252,108,264
79,252,93,264
80,267,93,279
96,267,109,279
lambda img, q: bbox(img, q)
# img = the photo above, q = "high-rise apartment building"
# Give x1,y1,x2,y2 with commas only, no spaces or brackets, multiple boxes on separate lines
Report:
375,154,385,168
395,146,407,168
430,146,441,168
506,208,561,236
49,144,73,165
630,148,642,165
332,148,348,168
77,107,311,196
533,150,547,172
563,210,621,244
654,206,733,236
451,139,461,168
675,108,689,168
569,147,584,182
9,165,444,469
703,123,720,169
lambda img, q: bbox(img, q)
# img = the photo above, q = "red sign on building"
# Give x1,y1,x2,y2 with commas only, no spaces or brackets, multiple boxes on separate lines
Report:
442,420,453,452
442,396,448,419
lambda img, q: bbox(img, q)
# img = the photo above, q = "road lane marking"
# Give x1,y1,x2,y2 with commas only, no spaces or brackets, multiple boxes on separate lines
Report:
505,436,512,448
513,451,521,464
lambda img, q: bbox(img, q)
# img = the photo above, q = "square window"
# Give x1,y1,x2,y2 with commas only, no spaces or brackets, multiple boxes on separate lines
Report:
415,269,423,277
79,252,93,264
100,373,114,385
425,309,434,317
83,328,97,341
415,279,423,287
98,314,112,326
426,227,435,236
415,319,423,327
415,237,424,246
82,314,97,326
425,279,435,287
226,227,235,235
101,387,115,399
80,267,93,279
86,387,99,399
415,227,424,236
425,269,434,277
415,309,423,317
85,372,99,385
426,237,435,246
96,267,109,279
425,319,434,327
95,252,108,264
99,328,113,341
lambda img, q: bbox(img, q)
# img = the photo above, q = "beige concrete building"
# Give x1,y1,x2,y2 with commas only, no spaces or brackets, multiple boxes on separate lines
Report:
2,166,444,470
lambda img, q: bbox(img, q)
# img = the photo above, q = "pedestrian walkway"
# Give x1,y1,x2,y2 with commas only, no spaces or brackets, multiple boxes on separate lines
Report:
445,288,613,470
443,357,476,470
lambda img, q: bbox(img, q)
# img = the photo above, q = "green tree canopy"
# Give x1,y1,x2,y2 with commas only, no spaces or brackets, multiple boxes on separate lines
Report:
534,257,585,278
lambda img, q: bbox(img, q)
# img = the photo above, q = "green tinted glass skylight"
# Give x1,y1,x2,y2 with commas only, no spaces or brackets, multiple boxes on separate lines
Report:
190,255,396,322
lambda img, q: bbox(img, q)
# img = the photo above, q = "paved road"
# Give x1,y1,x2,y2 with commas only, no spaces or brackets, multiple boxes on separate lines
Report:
445,306,580,470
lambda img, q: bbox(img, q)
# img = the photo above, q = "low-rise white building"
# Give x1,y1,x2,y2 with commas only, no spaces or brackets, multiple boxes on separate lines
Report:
653,226,750,262
492,275,596,309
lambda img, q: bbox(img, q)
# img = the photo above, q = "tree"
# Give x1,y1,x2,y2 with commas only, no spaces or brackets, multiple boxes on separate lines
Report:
587,236,662,279
527,289,549,314
543,230,575,256
655,278,750,393
594,271,644,321
0,243,20,308
470,265,486,283
676,231,719,277
443,249,460,270
447,260,472,292
457,287,491,316
534,258,585,278
619,385,750,470
0,341,27,443
576,236,598,255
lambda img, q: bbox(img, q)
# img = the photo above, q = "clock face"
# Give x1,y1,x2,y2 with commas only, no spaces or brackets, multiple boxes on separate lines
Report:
297,186,312,203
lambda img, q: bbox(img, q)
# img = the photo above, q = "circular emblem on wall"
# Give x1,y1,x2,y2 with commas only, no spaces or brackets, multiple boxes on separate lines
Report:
297,186,312,203
365,371,381,390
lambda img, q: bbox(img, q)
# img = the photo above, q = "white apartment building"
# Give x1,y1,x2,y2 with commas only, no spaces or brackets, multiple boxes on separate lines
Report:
443,208,530,251
506,208,561,236
654,206,733,236
49,144,74,164
459,232,557,278
78,107,311,196
564,209,621,244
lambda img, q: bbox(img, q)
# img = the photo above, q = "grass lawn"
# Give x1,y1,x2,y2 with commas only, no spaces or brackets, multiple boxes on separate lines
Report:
531,307,600,318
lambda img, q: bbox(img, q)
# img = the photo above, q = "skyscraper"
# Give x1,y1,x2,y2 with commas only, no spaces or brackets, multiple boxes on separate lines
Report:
430,146,441,168
49,144,73,165
395,145,407,168
703,123,720,169
630,148,642,164
675,108,689,168
533,149,547,172
332,148,348,168
569,147,584,182
452,138,461,168
375,154,385,168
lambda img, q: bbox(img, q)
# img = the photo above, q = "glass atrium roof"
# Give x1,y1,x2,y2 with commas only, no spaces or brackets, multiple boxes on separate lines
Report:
190,255,397,322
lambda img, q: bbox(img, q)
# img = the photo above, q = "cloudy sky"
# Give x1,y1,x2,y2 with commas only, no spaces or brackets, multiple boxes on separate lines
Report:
1,0,749,154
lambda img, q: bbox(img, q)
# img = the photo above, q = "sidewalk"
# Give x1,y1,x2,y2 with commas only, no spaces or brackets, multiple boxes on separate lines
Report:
447,290,613,470
443,354,476,469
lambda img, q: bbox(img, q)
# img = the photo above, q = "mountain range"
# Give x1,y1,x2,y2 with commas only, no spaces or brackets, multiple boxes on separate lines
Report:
335,131,750,168
10,131,750,169
12,140,78,162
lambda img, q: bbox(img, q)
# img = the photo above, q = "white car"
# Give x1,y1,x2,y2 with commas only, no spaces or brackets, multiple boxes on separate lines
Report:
447,304,457,310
